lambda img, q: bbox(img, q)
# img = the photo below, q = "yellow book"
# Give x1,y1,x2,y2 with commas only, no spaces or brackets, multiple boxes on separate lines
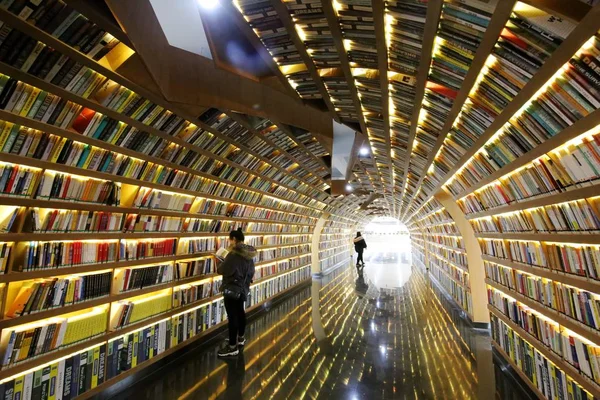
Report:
19,87,41,117
82,148,98,170
142,105,164,124
91,346,100,388
171,317,178,346
441,39,474,61
130,99,150,120
65,280,76,304
116,92,137,113
82,74,106,99
109,122,127,144
49,137,68,163
0,121,9,148
48,361,58,400
435,52,469,72
149,325,155,359
13,375,24,399
132,331,139,368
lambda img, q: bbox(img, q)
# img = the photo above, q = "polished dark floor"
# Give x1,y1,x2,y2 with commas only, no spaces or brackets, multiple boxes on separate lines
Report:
101,257,535,399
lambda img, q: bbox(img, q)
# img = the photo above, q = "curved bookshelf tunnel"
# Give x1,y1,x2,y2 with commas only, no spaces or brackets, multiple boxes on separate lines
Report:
0,0,598,398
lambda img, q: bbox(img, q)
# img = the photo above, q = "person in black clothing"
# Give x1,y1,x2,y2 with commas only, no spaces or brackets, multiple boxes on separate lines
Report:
354,231,367,267
217,228,256,357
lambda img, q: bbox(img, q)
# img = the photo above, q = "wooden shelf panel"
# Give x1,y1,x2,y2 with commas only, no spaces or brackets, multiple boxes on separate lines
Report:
0,150,317,221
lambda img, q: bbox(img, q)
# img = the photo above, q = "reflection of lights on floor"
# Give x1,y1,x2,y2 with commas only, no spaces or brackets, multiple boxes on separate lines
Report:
379,345,386,356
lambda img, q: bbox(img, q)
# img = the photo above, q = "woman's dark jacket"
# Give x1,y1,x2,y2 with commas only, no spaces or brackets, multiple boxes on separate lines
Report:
217,243,256,296
353,235,367,253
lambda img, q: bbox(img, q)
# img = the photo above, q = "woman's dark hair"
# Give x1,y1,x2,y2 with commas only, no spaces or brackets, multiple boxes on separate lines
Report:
356,231,361,237
229,227,245,242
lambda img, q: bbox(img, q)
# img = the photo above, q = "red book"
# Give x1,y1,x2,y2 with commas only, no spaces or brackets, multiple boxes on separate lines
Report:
60,175,71,199
71,107,96,134
4,165,19,194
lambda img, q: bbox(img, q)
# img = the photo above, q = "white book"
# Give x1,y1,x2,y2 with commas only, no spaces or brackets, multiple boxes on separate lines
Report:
215,247,229,260
23,372,33,400
56,359,65,400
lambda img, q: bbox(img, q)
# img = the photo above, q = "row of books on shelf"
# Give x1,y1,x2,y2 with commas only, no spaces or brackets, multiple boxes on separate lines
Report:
490,313,593,399
458,126,600,214
2,306,108,367
1,265,312,372
0,118,289,212
429,256,470,289
0,264,313,398
471,198,600,233
24,207,314,234
422,222,460,235
479,238,600,280
116,264,174,293
255,245,310,262
6,262,211,320
0,0,124,60
0,164,315,227
490,288,600,389
427,245,468,266
428,261,473,316
0,5,332,206
7,271,112,318
0,18,322,205
487,267,600,333
443,28,600,196
408,0,495,180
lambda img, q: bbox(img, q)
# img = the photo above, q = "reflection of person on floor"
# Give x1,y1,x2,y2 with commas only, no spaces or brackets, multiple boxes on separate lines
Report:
222,351,246,400
355,269,368,295
353,232,367,267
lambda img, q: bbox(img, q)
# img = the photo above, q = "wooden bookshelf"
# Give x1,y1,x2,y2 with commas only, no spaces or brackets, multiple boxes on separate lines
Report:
490,306,600,399
401,0,516,217
398,0,443,207
452,108,600,200
0,9,333,210
266,0,338,120
490,339,548,399
413,4,600,211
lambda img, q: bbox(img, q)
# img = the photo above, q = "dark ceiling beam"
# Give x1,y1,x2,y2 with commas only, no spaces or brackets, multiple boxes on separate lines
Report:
105,0,332,137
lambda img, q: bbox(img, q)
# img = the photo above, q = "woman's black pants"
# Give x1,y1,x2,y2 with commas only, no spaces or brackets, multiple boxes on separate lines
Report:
357,251,364,265
224,297,246,346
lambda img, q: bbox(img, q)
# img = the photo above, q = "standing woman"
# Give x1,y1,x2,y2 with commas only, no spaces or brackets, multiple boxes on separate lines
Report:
354,231,367,267
217,228,256,357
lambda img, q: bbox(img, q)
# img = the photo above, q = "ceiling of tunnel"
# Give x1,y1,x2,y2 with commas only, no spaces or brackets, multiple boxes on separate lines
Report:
147,0,563,224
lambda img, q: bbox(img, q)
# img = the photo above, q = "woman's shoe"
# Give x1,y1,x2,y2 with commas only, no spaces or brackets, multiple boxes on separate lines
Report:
217,344,239,357
238,336,246,346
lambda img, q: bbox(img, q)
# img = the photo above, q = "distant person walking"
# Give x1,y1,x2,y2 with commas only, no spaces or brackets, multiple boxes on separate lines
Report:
354,232,367,268
217,228,256,357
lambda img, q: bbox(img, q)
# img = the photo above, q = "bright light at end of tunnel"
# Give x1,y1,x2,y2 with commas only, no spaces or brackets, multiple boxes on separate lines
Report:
346,184,353,192
359,147,369,156
199,0,220,10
